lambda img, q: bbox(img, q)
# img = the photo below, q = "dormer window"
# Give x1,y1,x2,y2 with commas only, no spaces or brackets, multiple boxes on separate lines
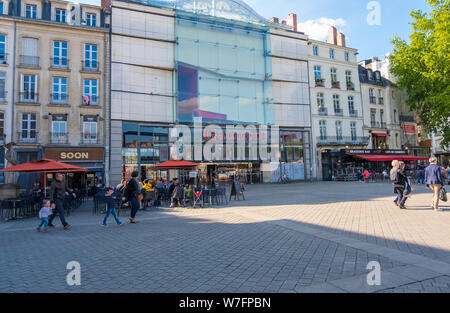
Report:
86,13,97,27
25,4,37,19
375,71,381,81
55,8,66,23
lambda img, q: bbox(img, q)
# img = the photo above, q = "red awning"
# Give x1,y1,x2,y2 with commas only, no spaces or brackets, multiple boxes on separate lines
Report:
0,159,87,173
151,160,200,170
355,155,429,162
372,133,391,137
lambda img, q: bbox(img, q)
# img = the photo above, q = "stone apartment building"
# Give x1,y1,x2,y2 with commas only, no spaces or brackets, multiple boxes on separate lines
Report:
308,26,366,180
0,0,111,187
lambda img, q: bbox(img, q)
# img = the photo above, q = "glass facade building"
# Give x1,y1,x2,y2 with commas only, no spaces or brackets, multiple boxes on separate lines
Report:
110,0,312,184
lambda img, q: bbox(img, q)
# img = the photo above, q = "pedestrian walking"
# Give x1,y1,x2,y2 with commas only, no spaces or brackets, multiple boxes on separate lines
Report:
425,157,444,211
391,161,408,209
48,173,74,230
124,171,140,223
363,169,370,183
102,187,123,227
417,167,425,184
36,200,53,232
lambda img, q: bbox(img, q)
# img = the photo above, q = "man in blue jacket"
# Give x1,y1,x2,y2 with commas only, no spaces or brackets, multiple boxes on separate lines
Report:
425,156,444,211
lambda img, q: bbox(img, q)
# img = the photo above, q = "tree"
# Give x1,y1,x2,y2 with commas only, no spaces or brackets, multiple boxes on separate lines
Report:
390,0,450,148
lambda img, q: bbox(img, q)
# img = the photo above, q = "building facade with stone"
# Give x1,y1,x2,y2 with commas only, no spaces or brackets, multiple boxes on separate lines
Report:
308,26,366,181
106,0,313,185
0,0,110,187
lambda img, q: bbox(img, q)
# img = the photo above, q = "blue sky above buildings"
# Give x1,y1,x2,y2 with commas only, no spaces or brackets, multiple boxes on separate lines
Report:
80,0,430,61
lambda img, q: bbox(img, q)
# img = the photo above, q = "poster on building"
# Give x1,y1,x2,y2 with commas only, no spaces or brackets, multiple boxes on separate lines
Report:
403,125,416,134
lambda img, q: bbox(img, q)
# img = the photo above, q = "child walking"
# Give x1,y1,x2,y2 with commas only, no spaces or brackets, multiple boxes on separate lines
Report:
37,200,52,232
102,187,123,227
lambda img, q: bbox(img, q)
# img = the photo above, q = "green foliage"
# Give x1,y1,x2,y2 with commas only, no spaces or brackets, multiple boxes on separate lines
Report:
390,0,450,148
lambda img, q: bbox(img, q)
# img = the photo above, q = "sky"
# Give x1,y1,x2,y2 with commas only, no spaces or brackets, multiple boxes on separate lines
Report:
80,0,430,61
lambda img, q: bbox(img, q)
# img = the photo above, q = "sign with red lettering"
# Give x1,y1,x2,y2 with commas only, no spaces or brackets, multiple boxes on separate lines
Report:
403,125,416,134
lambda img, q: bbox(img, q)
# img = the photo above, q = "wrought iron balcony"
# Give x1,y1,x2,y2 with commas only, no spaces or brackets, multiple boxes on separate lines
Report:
315,79,325,87
317,136,369,146
331,81,340,89
346,82,355,90
0,53,8,64
81,60,99,72
18,131,38,143
50,132,68,144
370,121,387,129
20,55,39,67
81,95,99,106
318,107,328,115
50,93,68,105
50,57,69,69
19,92,38,103
81,132,99,144
334,108,343,116
349,110,358,117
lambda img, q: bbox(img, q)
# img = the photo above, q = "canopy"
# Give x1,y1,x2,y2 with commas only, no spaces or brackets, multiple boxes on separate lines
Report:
372,133,391,137
151,160,200,170
0,159,87,173
355,155,429,162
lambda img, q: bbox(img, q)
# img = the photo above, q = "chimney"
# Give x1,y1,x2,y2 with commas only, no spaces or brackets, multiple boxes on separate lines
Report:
328,26,337,45
282,13,297,31
337,32,346,47
101,0,112,8
269,17,279,24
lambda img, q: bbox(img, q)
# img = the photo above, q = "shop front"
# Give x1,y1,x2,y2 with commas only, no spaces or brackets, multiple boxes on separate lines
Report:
44,147,105,189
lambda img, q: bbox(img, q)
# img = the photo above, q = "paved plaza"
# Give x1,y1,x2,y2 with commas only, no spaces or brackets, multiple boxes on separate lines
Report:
1,181,450,293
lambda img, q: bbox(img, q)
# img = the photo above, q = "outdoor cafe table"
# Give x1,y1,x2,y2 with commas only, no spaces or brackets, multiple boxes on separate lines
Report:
7,198,23,221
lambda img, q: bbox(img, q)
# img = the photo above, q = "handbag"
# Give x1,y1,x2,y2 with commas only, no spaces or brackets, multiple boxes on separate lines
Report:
440,187,447,202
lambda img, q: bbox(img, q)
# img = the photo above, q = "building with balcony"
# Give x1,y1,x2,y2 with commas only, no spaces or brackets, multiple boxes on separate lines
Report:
308,26,365,180
107,0,313,185
0,0,110,187
359,56,428,158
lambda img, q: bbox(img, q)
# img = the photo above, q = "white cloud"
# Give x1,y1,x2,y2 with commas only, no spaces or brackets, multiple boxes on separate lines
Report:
298,18,347,41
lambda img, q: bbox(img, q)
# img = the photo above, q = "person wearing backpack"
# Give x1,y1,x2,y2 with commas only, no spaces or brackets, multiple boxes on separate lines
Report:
425,157,444,212
124,171,140,223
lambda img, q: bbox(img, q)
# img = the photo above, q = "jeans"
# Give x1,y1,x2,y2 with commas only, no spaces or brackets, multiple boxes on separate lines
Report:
48,199,68,227
38,217,49,228
395,187,407,207
103,208,121,225
130,197,140,218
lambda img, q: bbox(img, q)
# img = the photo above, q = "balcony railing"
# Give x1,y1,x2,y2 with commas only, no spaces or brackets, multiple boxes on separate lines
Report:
400,115,415,123
18,131,38,143
50,93,68,105
315,79,325,87
318,107,328,115
346,82,355,90
81,133,99,144
334,108,343,116
50,132,68,144
0,90,7,102
349,110,358,117
50,57,69,69
81,60,99,72
378,97,384,105
317,136,369,146
369,96,376,104
19,92,38,103
370,121,387,129
331,81,340,89
20,55,39,67
0,53,8,64
81,95,99,106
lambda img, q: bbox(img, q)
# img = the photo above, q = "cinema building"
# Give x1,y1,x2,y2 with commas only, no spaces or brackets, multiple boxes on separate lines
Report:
106,0,313,185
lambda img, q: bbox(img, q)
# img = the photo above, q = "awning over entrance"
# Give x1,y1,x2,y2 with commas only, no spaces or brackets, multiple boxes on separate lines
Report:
355,155,429,162
372,133,391,137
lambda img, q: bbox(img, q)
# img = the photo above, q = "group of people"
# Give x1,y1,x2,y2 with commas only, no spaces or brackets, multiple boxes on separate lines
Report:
389,157,446,211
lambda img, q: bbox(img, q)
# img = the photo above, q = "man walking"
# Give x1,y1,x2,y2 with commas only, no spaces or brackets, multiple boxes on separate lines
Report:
124,171,140,223
425,157,444,211
48,173,75,229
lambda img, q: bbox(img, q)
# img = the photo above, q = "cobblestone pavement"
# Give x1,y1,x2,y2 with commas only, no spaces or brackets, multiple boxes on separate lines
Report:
0,181,449,293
